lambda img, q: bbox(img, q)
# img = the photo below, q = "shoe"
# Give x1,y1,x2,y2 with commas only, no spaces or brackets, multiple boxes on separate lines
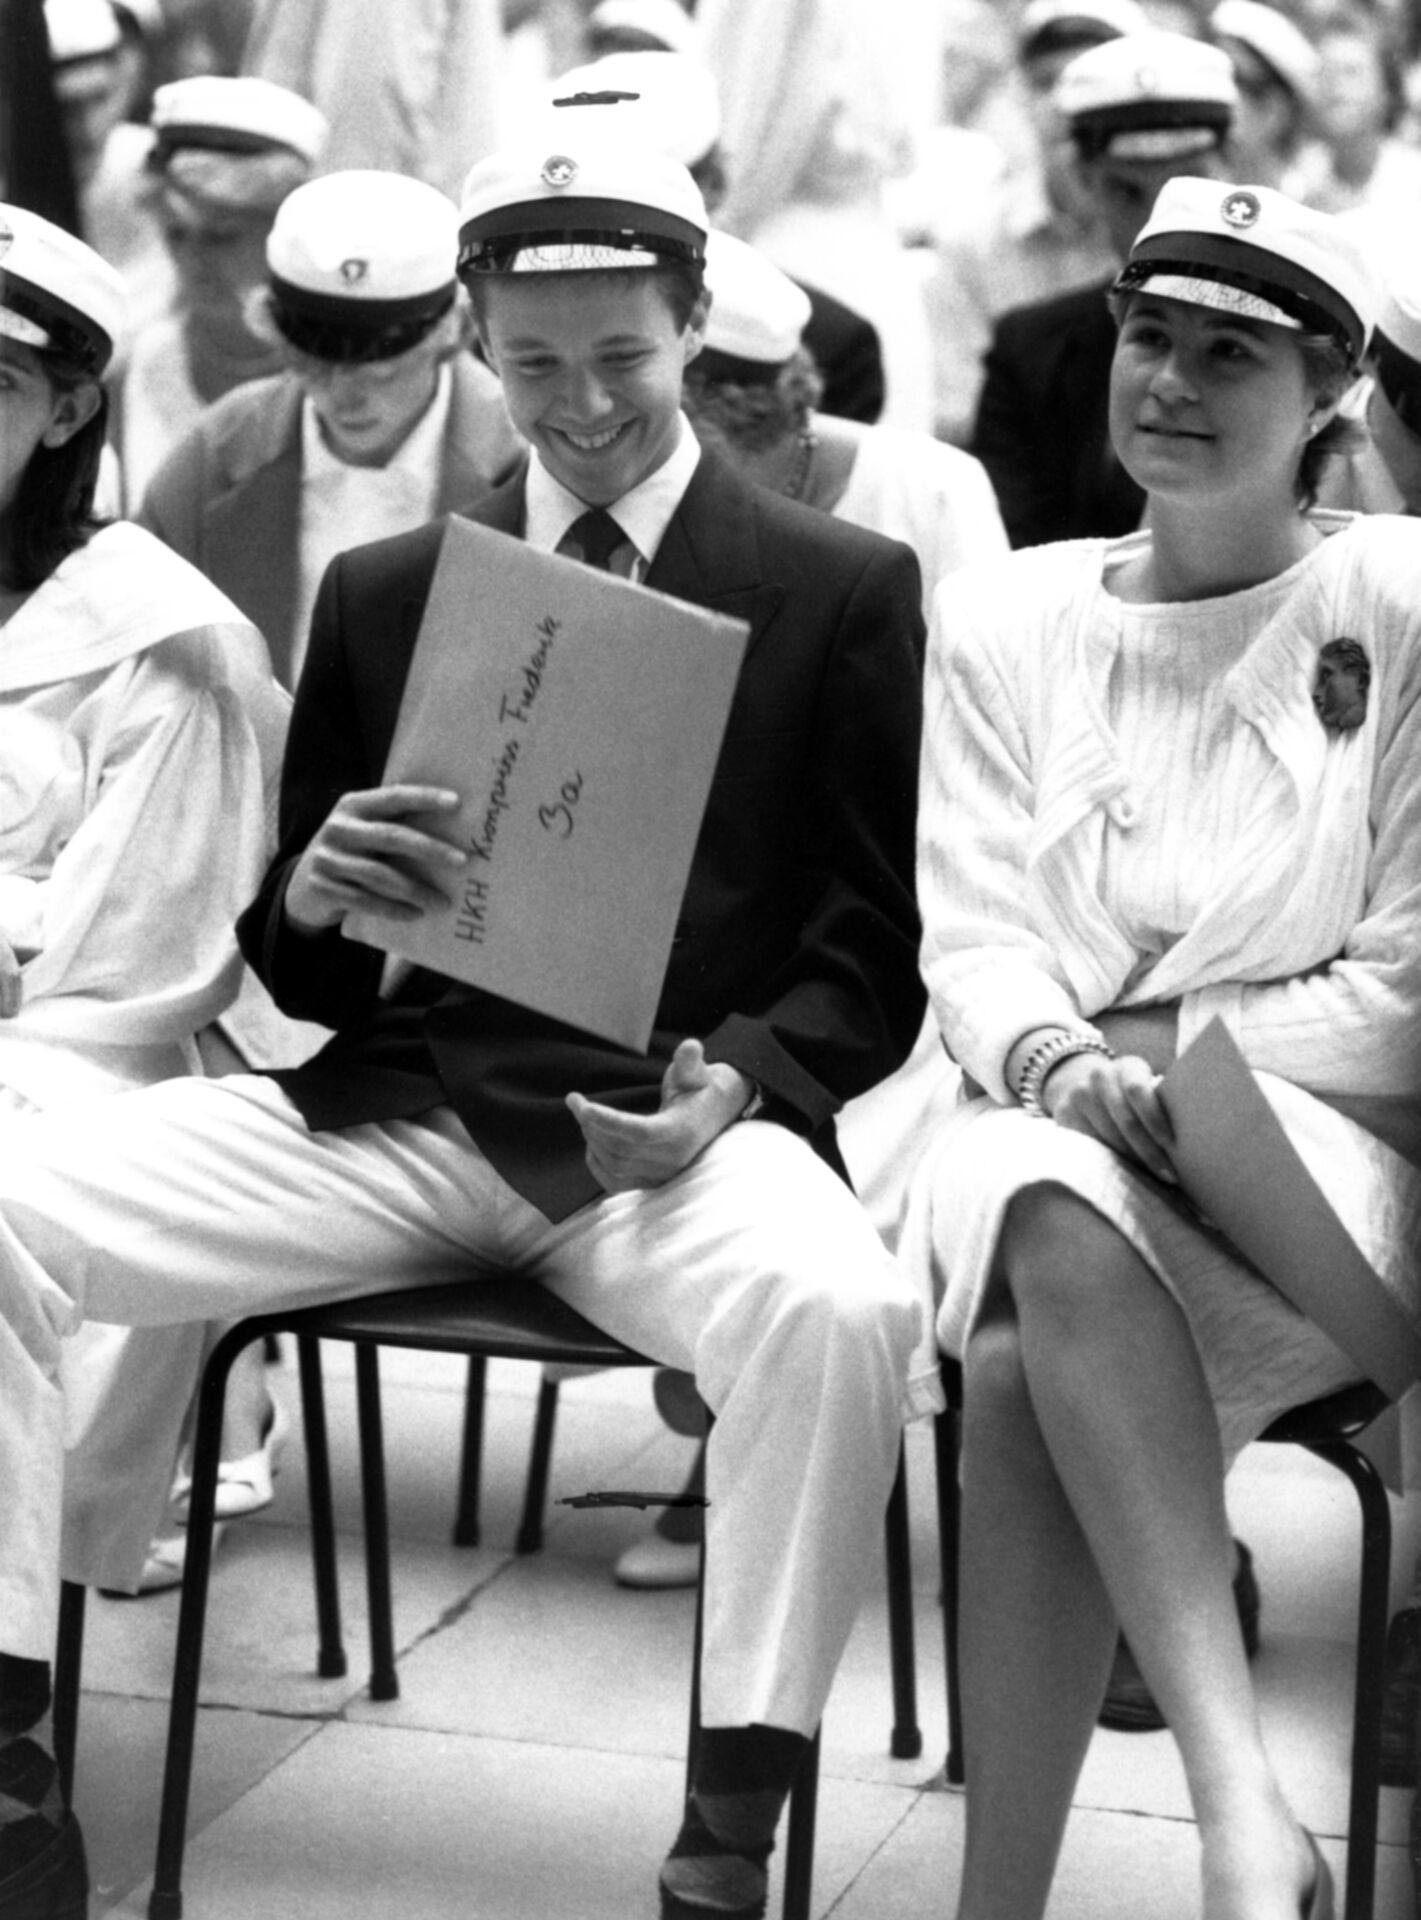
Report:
99,1522,228,1598
1302,1831,1334,1920
652,1368,709,1439
1099,1539,1261,1733
614,1535,702,1590
1378,1604,1421,1787
173,1396,289,1522
0,1812,88,1919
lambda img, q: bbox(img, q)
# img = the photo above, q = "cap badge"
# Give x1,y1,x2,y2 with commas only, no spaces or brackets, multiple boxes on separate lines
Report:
1221,190,1262,229
1134,64,1161,96
339,257,370,286
0,219,11,263
541,154,579,189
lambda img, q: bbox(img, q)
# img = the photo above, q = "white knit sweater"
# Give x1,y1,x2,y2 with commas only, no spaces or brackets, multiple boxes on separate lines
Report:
919,512,1421,1136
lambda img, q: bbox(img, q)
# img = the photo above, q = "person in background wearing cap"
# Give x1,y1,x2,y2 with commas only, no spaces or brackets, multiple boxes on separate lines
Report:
1208,0,1319,191
923,0,1147,447
0,202,288,1920
908,176,1419,1920
1290,8,1421,239
970,28,1239,548
609,225,1005,1591
584,0,699,58
137,168,522,691
551,49,888,423
0,115,927,1920
111,73,327,509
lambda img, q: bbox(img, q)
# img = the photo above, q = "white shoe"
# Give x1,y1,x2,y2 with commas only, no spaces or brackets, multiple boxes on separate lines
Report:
173,1396,290,1521
103,1523,230,1597
613,1534,702,1590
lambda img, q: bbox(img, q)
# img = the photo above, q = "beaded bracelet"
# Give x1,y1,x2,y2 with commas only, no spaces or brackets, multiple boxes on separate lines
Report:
1015,1031,1115,1118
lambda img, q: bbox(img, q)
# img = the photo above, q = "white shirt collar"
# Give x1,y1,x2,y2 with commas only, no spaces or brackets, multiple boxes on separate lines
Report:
300,361,453,485
523,415,701,572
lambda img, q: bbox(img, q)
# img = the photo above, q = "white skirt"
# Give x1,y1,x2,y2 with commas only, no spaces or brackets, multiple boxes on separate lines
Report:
903,1073,1421,1463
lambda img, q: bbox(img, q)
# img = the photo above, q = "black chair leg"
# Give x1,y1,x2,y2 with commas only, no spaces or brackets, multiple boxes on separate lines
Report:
884,1440,922,1758
354,1342,399,1702
452,1354,487,1547
934,1385,964,1786
296,1336,347,1681
149,1323,254,1920
516,1370,562,1554
1305,1438,1391,1920
780,1727,821,1920
52,1581,86,1808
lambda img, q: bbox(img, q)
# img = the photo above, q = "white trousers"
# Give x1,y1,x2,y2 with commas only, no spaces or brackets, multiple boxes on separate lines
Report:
0,1074,919,1735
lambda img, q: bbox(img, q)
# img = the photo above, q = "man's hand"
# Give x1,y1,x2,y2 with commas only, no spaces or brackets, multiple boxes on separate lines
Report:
284,785,467,933
567,1039,753,1194
1043,1050,1176,1184
0,936,22,1019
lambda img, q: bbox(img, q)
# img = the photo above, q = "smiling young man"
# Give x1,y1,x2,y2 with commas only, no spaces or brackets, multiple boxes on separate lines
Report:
0,116,928,1920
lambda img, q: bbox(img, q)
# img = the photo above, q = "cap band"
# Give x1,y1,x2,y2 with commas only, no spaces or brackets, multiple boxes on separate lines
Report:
691,343,785,386
1373,328,1421,434
458,195,704,275
1071,97,1231,159
0,268,110,372
1119,229,1365,358
267,278,455,363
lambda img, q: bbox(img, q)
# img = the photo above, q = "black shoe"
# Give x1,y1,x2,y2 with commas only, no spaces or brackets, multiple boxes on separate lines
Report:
0,1814,88,1919
1098,1539,1261,1733
1379,1605,1421,1788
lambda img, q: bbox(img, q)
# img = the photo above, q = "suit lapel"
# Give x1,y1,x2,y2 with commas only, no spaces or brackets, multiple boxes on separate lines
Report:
645,448,783,656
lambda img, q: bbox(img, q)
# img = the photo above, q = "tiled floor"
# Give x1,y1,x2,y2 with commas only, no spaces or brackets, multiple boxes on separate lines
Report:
67,1347,1419,1919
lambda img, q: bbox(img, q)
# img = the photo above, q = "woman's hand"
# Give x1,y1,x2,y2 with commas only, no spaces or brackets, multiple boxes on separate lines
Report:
1042,1049,1177,1184
284,785,467,932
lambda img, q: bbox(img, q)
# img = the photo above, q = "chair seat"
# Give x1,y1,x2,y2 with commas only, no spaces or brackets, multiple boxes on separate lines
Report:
1260,1380,1391,1446
237,1271,649,1369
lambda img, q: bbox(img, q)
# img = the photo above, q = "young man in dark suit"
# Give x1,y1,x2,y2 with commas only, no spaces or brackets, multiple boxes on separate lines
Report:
0,117,926,1920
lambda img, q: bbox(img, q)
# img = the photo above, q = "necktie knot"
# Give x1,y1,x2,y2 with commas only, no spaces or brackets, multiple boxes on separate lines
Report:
563,507,628,573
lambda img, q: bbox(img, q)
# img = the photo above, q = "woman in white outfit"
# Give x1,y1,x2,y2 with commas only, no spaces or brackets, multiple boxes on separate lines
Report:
0,205,286,1598
911,178,1421,1920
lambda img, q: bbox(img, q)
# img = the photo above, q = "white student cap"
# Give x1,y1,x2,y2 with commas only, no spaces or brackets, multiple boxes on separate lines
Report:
699,230,810,374
549,51,720,170
1210,1,1319,104
1018,0,1150,60
458,109,707,277
263,171,460,364
0,202,126,374
147,77,327,217
44,0,120,63
586,0,699,56
1058,31,1237,161
1114,177,1379,363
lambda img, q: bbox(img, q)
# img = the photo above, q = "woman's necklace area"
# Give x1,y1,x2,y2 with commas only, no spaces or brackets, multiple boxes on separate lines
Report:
782,426,817,502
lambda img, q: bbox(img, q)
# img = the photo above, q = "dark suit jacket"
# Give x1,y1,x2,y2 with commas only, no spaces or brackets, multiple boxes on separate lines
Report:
970,276,1145,550
799,280,885,425
136,356,522,689
236,447,926,1222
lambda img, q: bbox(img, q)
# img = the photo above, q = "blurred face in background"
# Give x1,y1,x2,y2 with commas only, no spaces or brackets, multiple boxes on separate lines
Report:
53,54,126,187
1314,29,1390,143
1082,145,1233,260
161,196,272,321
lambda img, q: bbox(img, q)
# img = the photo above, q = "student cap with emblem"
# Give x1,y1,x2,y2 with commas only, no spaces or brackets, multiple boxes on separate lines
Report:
1210,0,1320,106
1114,176,1380,364
262,171,460,364
1017,0,1151,63
1057,30,1238,162
0,201,126,375
457,96,708,278
146,76,327,218
697,230,810,380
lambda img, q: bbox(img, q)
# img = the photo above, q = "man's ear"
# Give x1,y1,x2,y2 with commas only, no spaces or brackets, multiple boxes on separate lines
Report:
41,381,102,449
683,289,712,367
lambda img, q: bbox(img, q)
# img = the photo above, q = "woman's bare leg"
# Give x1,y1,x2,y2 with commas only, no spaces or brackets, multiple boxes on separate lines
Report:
956,1182,1317,1920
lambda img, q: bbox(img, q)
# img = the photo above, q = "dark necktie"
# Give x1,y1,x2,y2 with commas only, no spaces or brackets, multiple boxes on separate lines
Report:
562,507,628,573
